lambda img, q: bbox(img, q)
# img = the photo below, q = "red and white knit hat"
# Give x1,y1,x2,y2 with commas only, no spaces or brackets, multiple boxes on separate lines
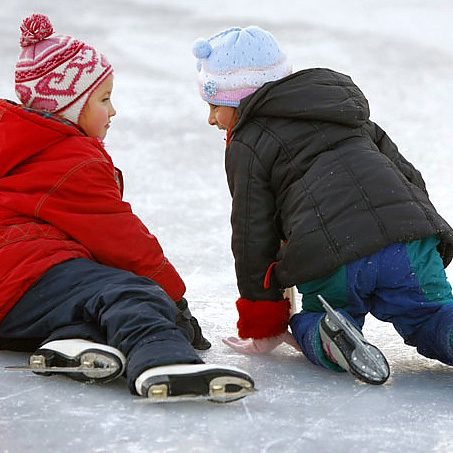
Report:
15,13,113,124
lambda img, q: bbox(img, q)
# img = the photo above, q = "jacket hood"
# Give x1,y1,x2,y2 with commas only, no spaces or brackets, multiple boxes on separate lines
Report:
234,68,370,131
0,100,81,177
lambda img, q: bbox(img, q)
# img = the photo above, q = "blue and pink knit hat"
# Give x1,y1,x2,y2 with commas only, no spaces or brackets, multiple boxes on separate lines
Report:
193,26,292,107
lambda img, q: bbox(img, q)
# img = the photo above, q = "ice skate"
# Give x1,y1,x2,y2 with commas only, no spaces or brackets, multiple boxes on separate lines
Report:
318,295,390,385
135,363,255,403
7,339,126,383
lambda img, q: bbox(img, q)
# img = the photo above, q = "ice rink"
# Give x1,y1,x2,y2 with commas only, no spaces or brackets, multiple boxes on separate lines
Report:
1,1,453,452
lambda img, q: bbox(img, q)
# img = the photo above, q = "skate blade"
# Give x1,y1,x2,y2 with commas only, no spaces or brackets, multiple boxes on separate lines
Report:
5,352,121,379
318,294,390,385
349,343,390,384
4,365,119,379
135,377,257,404
324,319,390,384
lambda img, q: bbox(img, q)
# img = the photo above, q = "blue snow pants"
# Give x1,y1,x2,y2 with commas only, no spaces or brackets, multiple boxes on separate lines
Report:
289,236,453,372
0,258,203,393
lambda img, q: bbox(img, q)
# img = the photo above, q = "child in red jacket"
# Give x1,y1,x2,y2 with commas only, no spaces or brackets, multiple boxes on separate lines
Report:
0,14,254,402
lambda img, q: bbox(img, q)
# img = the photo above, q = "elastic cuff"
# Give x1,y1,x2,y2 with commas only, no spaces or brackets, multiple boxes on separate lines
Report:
236,298,290,340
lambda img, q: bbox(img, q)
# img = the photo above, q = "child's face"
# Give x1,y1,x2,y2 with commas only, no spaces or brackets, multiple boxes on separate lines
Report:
208,104,237,130
78,74,116,140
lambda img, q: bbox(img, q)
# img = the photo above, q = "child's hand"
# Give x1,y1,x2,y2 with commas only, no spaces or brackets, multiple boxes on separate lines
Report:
222,331,300,354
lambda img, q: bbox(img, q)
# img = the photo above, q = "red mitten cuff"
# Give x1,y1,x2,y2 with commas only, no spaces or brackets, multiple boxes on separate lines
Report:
236,298,291,340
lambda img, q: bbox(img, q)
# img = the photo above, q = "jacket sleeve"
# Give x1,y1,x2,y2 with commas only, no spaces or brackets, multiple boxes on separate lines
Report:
226,137,285,301
226,138,290,338
35,145,185,302
370,121,428,194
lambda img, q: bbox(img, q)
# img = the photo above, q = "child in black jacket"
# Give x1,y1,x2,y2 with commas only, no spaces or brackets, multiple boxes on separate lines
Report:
193,26,453,384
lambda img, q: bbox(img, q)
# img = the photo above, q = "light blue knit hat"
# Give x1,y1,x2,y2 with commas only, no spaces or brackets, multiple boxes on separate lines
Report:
193,26,292,107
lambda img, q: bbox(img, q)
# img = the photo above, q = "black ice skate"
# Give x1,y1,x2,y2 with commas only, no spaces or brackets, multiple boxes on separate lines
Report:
135,363,256,403
318,295,390,385
7,339,126,383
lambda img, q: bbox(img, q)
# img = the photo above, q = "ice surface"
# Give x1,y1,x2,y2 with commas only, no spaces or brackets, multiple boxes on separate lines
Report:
1,1,453,452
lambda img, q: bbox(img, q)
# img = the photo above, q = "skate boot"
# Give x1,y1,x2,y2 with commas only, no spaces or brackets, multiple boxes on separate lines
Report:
135,363,255,403
28,339,126,383
318,295,390,385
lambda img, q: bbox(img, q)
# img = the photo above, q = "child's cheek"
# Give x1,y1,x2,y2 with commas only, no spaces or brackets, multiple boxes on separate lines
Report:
218,110,233,129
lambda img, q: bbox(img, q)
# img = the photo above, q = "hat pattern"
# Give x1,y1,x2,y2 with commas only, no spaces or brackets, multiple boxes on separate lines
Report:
15,14,112,124
193,26,292,107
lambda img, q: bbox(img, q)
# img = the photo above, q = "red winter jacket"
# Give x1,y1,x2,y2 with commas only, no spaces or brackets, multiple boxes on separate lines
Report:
0,100,185,322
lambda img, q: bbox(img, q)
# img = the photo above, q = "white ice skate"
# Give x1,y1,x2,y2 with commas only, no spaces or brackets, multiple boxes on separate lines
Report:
6,339,126,383
135,363,256,403
318,295,390,385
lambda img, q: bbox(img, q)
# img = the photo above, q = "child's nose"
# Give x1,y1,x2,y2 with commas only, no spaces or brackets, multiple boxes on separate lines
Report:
208,113,216,126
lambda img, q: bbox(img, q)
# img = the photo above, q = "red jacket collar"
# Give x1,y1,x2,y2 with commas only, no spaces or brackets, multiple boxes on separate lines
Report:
226,116,238,147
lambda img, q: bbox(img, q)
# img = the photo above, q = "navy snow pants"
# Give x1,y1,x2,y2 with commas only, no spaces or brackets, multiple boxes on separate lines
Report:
290,236,453,372
0,258,203,393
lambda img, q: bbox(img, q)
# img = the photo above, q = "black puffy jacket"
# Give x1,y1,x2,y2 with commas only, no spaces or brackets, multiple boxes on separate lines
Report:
226,68,453,302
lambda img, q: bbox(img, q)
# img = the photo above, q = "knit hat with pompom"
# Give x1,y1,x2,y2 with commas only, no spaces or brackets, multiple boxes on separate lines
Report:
15,13,112,124
192,26,292,107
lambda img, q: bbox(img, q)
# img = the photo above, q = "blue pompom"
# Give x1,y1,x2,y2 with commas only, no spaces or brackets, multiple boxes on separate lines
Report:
193,38,212,59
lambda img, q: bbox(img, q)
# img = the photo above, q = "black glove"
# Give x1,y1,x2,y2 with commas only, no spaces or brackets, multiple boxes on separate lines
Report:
175,298,211,350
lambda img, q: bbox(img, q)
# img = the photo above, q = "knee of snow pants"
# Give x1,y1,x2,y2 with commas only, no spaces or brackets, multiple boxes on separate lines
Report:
412,304,453,365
